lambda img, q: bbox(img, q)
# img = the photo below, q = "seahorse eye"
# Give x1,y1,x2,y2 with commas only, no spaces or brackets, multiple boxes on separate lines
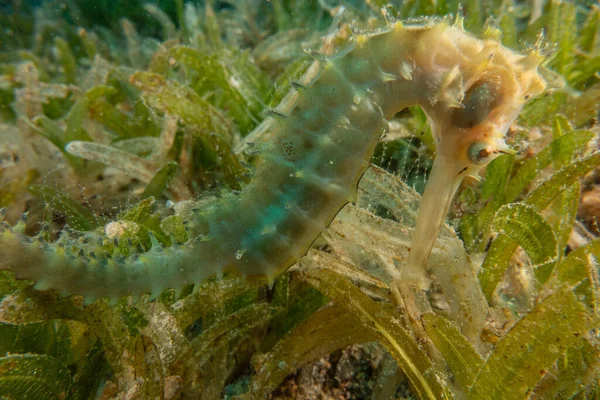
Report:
452,81,497,129
468,142,492,164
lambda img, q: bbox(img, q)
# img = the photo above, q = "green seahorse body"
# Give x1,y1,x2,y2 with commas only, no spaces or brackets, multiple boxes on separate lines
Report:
0,19,547,303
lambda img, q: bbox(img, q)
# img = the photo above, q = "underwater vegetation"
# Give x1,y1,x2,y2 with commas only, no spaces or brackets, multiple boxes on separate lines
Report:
0,0,598,399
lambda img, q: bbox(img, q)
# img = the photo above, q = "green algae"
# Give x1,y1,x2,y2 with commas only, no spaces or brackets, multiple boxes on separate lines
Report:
492,203,558,266
27,184,99,231
251,304,375,397
303,267,448,400
468,288,595,400
422,313,484,391
0,354,72,399
0,0,598,398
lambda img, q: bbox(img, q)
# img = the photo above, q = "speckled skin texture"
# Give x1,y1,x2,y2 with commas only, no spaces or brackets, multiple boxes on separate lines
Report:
0,19,546,303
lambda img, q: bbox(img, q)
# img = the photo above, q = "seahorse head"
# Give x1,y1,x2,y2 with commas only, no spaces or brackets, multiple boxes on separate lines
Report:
417,22,548,178
397,21,548,290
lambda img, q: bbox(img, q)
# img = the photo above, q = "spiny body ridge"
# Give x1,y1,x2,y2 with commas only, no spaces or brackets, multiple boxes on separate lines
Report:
0,16,547,303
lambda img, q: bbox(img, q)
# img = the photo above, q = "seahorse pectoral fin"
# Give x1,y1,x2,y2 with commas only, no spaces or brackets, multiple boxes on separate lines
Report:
398,153,465,290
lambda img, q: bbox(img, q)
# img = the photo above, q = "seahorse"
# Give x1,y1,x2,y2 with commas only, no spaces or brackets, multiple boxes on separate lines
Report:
0,15,547,305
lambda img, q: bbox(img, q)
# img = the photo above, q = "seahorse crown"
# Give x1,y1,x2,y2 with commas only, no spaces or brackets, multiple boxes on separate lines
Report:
412,20,546,171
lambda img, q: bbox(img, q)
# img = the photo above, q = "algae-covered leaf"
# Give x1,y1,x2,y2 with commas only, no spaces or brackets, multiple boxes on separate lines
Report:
556,239,600,285
131,335,164,399
170,276,266,329
260,283,328,351
0,320,94,370
468,288,594,400
478,237,525,301
520,92,568,127
302,248,391,300
65,98,93,144
69,342,107,400
481,152,600,300
0,272,28,300
203,0,223,49
491,203,557,265
112,137,159,156
130,71,246,188
563,80,600,125
78,29,99,61
554,239,600,312
0,354,71,399
81,302,136,389
142,161,179,199
32,115,67,151
169,46,261,132
144,4,177,40
229,49,272,107
84,85,118,102
54,37,77,84
66,141,158,183
302,266,448,400
191,303,269,358
548,182,580,267
505,130,594,203
497,0,518,48
422,313,484,391
532,338,599,399
28,184,98,231
88,98,140,138
535,0,577,75
480,203,556,302
525,152,600,209
160,215,188,243
481,154,515,201
130,71,231,140
85,85,160,139
31,116,87,170
551,114,572,139
251,304,375,398
197,339,228,400
121,306,150,337
579,6,599,53
115,197,170,247
18,51,50,81
117,196,155,224
465,154,514,250
121,19,144,69
568,55,600,89
180,303,270,399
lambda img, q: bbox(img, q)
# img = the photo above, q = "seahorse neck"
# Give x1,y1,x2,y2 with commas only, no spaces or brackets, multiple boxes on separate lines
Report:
347,30,427,119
